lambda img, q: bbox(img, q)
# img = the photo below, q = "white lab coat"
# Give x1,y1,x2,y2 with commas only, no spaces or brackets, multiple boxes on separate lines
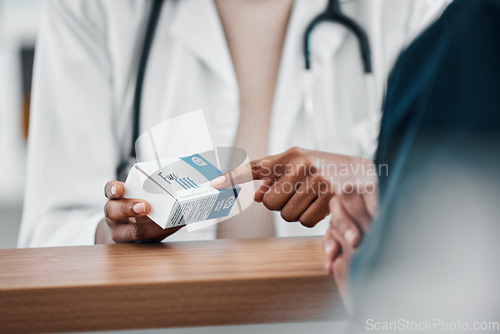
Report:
19,0,450,247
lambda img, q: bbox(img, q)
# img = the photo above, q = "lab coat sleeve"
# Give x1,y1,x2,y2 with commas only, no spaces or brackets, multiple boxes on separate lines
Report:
18,0,119,247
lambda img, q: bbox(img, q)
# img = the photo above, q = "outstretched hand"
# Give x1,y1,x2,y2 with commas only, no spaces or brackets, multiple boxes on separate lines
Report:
212,146,376,229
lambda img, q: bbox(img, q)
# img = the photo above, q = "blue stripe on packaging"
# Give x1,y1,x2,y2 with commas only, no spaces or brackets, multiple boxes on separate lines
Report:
180,154,222,181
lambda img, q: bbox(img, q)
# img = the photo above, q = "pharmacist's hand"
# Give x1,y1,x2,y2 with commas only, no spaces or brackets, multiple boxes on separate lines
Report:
212,147,375,229
95,181,182,244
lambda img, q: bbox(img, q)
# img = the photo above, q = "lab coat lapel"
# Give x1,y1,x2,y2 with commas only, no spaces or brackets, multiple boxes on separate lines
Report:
269,0,348,154
169,0,236,87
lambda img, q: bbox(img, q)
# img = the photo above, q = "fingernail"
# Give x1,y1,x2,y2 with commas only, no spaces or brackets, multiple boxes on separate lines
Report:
345,230,356,246
211,175,226,188
133,202,146,214
324,244,333,255
110,185,117,197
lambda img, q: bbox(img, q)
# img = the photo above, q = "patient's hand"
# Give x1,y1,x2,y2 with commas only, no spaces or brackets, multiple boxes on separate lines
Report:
95,181,181,244
212,146,376,229
324,187,377,304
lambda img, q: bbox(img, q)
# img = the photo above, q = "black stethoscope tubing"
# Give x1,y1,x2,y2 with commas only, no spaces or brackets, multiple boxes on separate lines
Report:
304,0,372,73
117,0,164,179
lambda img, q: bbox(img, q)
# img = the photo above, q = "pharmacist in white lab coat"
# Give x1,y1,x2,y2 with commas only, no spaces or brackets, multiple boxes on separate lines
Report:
19,0,449,247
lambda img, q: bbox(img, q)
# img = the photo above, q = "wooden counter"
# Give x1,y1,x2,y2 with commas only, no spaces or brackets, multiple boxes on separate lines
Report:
0,237,345,333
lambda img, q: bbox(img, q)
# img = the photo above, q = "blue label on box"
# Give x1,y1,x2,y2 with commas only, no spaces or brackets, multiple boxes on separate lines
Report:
180,154,222,181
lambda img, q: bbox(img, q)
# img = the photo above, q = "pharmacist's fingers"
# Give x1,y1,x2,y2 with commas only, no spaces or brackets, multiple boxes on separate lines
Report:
262,170,305,212
212,155,283,189
104,199,151,221
110,221,176,243
254,179,274,202
296,193,331,228
105,181,125,199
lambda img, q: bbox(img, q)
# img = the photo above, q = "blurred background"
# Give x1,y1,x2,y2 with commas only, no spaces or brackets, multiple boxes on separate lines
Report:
0,0,41,249
0,1,343,333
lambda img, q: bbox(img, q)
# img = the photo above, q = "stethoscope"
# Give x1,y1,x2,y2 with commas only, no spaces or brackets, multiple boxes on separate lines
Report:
303,0,376,153
117,0,374,180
